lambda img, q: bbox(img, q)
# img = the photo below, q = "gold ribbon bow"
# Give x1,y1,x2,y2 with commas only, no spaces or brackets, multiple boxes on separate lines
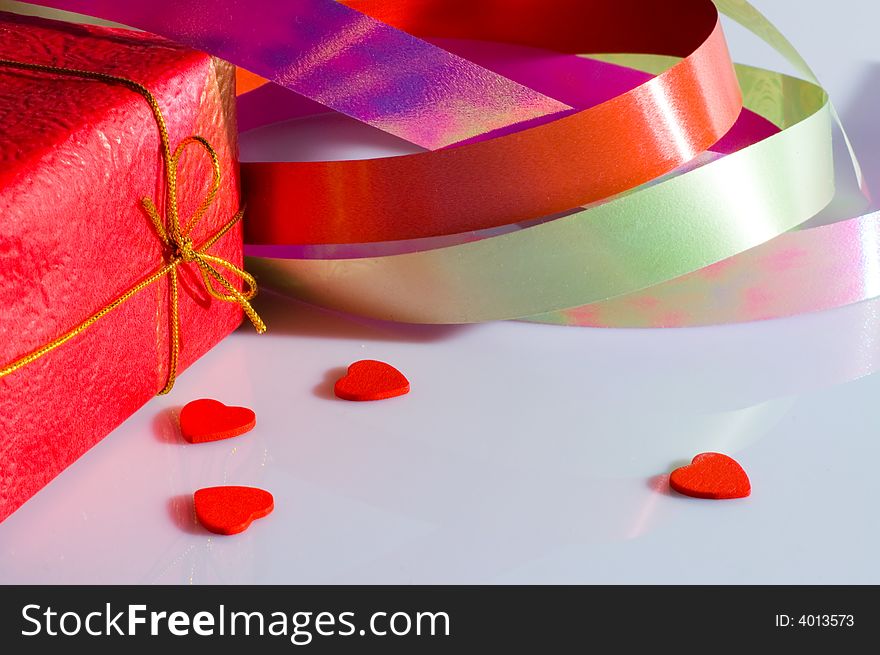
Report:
0,58,266,395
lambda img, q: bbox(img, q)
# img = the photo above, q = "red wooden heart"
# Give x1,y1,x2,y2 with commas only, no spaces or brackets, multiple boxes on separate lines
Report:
179,398,256,443
193,486,274,535
334,360,410,401
669,452,751,499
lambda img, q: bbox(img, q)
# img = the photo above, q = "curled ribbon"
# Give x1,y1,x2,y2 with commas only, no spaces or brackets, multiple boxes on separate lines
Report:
0,58,266,394
15,0,878,329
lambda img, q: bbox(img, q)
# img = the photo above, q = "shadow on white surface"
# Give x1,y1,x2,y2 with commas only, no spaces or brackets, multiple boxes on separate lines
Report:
841,63,880,199
312,366,348,401
153,406,183,444
249,290,470,344
167,494,205,536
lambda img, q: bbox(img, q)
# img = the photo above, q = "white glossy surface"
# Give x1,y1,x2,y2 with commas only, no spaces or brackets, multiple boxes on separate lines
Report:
1,0,879,584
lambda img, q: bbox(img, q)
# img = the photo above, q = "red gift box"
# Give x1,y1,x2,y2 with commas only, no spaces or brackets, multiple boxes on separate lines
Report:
0,12,248,522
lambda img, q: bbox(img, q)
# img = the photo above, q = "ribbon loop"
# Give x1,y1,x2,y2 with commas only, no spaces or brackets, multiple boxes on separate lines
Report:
166,135,222,238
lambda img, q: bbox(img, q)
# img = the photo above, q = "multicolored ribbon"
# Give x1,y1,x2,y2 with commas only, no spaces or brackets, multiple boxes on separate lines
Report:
20,0,877,328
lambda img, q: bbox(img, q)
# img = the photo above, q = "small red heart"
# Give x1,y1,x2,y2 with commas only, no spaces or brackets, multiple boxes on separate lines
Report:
193,486,274,535
179,399,256,443
669,453,751,499
334,360,410,401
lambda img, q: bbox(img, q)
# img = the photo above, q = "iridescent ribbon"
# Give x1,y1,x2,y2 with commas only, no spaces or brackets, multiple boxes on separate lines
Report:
530,53,875,327
244,1,874,327
18,0,877,328
244,61,833,322
25,0,744,245
22,0,571,150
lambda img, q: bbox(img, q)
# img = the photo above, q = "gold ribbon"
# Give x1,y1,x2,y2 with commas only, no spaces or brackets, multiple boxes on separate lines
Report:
0,58,266,394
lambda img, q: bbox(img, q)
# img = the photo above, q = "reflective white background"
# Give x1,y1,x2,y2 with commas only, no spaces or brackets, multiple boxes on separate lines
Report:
1,0,879,584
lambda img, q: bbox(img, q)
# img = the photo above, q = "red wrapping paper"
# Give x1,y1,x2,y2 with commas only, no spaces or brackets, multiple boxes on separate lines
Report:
0,13,243,522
